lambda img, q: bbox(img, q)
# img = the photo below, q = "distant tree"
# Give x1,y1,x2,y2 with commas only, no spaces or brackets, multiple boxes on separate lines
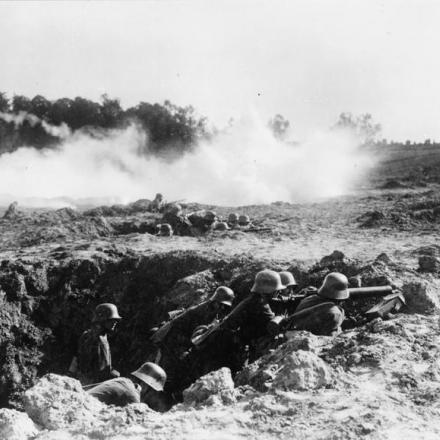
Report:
68,97,102,129
100,94,123,128
268,114,290,140
47,98,74,125
334,112,381,145
30,95,51,119
424,139,432,145
12,95,32,113
126,100,208,153
0,92,9,112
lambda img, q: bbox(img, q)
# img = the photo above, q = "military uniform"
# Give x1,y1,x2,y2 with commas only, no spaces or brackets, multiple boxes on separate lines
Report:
88,378,140,406
190,294,277,379
152,301,221,392
290,294,345,336
77,328,113,385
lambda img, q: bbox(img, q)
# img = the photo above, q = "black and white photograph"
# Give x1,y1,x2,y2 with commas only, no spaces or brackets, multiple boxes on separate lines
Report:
0,1,439,438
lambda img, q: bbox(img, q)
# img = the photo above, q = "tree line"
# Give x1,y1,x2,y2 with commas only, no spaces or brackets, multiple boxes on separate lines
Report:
0,92,210,155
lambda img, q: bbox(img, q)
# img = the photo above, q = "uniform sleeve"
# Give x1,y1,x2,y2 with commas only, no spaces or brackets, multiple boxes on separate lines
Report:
123,390,141,405
221,297,252,330
260,303,275,322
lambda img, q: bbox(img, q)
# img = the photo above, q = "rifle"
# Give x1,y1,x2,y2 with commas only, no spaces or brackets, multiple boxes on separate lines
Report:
150,308,186,345
192,285,405,346
191,296,252,347
242,227,272,233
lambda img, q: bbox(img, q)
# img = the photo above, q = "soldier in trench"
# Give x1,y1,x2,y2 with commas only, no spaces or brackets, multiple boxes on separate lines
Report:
148,286,235,397
160,203,192,236
87,361,168,410
285,272,348,336
75,303,122,385
180,269,286,388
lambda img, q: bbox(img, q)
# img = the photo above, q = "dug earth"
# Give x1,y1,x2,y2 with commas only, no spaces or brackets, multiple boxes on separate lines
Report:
0,188,440,439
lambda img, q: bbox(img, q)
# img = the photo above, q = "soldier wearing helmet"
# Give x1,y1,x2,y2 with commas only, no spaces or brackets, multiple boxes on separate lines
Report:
290,272,349,336
157,223,173,237
88,362,168,410
217,270,284,360
150,193,165,213
238,214,251,227
148,286,235,394
270,271,298,314
187,209,218,236
160,203,191,236
181,270,285,385
76,303,122,385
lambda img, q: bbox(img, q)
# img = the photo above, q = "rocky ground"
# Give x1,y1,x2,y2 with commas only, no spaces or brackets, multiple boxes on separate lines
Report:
0,170,440,438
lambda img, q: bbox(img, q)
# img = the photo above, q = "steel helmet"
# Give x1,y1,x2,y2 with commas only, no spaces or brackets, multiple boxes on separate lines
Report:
228,213,239,224
167,203,182,216
318,272,350,300
279,271,297,287
238,215,250,226
155,193,163,200
251,269,284,294
131,362,167,391
210,286,235,306
215,221,229,231
160,223,173,236
92,303,122,323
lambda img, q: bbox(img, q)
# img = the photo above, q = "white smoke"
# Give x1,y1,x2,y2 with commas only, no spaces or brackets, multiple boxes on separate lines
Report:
0,111,71,139
0,113,373,207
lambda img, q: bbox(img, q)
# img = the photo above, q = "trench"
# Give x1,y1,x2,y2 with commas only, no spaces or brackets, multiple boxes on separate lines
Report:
0,249,395,408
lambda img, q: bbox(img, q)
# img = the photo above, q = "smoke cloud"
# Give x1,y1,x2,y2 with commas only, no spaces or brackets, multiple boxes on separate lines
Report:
0,113,373,207
0,111,72,140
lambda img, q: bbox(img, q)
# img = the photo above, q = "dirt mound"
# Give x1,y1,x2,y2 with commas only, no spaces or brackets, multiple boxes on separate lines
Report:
83,199,153,217
381,179,409,189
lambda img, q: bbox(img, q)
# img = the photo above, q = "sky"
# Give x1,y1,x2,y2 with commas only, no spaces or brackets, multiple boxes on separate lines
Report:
0,0,439,141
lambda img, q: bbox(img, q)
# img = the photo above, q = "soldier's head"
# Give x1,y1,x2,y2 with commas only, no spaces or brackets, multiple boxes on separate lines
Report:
318,272,350,303
228,213,239,225
204,210,217,224
238,215,250,226
166,203,182,216
209,286,234,315
131,362,167,408
279,271,298,294
92,303,122,332
251,270,284,298
159,223,173,237
155,193,163,201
